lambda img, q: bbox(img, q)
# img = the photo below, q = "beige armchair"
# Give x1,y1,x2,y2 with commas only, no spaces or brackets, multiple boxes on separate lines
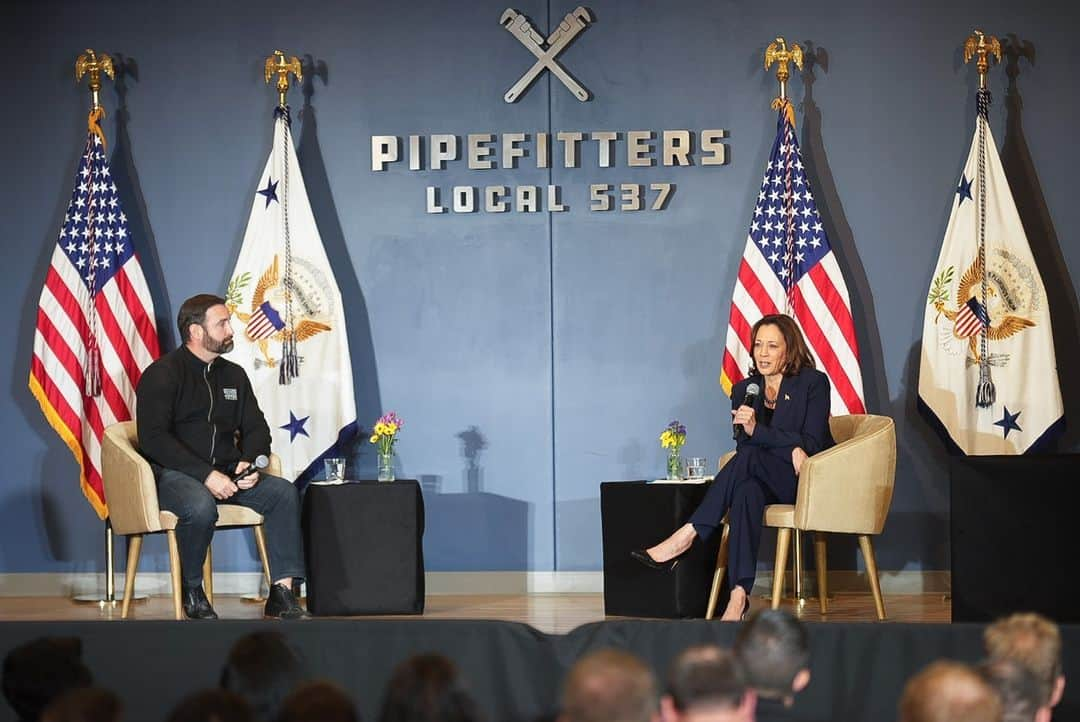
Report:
704,414,896,621
101,421,278,619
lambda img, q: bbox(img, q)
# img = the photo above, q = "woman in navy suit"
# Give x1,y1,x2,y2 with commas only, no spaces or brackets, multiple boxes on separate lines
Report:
632,314,834,621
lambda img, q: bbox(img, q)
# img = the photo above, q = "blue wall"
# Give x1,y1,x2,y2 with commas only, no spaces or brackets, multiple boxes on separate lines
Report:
4,0,1078,576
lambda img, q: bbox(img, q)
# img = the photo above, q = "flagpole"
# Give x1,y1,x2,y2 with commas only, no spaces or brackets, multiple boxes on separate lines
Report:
764,36,811,604
71,49,122,608
239,51,305,604
963,30,1002,408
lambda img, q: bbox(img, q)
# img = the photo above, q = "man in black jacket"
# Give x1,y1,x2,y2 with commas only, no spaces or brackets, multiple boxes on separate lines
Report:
136,294,308,619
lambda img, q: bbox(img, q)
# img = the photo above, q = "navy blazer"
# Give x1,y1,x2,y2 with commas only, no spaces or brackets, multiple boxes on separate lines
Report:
731,366,834,460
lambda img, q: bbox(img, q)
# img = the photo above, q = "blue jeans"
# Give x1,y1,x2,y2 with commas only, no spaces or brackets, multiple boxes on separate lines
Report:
155,468,306,588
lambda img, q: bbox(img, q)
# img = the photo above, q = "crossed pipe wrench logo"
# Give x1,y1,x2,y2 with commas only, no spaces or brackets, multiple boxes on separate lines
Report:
500,6,592,103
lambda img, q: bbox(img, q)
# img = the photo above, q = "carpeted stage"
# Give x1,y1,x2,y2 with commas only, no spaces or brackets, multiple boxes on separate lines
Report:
2,615,1078,722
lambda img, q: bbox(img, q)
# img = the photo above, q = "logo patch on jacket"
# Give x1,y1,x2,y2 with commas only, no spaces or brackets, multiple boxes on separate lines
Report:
223,387,238,401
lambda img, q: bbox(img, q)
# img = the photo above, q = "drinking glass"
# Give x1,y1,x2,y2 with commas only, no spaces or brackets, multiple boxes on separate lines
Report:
324,457,346,482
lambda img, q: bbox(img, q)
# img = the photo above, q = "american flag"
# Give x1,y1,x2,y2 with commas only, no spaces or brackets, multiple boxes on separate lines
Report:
953,297,989,339
720,107,866,415
28,114,160,518
245,300,285,341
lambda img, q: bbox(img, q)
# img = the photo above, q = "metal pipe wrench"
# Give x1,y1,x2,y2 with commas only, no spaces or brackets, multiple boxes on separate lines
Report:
501,7,592,103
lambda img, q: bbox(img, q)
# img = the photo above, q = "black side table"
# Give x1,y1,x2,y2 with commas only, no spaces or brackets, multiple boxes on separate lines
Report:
301,480,425,615
600,480,723,618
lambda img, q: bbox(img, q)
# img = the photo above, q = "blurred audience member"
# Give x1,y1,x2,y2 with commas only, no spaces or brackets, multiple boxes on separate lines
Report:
899,661,1002,722
978,657,1050,722
278,680,357,722
166,688,254,722
734,610,810,711
219,631,306,722
41,687,122,722
559,649,659,722
379,654,481,722
2,636,92,722
660,645,755,722
985,613,1065,714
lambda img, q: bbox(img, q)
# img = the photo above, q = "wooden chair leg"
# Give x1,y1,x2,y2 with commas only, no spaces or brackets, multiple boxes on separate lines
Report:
253,525,272,586
121,535,143,619
814,532,828,615
771,527,792,609
705,524,730,620
166,530,183,620
203,546,213,606
859,535,887,621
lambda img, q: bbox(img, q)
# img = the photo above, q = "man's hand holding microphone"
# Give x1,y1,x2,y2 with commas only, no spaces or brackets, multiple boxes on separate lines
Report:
204,455,269,499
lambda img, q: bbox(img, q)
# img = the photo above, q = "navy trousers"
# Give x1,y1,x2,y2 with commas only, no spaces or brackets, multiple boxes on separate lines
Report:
688,446,797,595
156,468,306,588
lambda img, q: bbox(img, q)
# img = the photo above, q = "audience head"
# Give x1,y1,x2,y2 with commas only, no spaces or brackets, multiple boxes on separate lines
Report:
899,660,1003,722
219,631,306,722
660,646,754,722
985,613,1064,709
733,609,810,705
278,680,358,722
41,687,122,722
378,653,481,722
166,689,254,722
559,649,659,722
2,636,93,722
978,657,1051,722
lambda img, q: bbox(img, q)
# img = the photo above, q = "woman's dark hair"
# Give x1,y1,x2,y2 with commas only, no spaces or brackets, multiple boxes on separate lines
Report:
378,654,481,722
177,294,227,343
747,314,815,378
219,631,306,722
167,688,254,722
42,687,122,722
277,681,357,722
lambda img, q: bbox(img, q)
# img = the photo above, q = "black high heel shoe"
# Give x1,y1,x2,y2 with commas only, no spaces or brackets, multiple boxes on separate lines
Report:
630,549,685,571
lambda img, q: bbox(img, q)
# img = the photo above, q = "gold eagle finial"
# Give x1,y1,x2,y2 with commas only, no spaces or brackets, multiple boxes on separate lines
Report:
264,50,303,106
764,37,803,125
75,49,115,111
963,30,1002,87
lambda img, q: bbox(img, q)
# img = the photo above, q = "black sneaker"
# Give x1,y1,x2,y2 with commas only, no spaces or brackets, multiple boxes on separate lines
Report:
264,583,310,619
182,585,218,620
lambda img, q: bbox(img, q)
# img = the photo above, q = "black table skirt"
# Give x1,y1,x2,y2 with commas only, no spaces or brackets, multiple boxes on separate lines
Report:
302,480,425,615
600,480,723,618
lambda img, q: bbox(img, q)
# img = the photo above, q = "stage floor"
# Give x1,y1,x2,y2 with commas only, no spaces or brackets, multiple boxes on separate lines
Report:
0,591,951,630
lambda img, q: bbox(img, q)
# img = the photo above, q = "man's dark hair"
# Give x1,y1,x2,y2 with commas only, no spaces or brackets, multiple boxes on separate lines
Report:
733,609,809,698
2,636,92,722
42,687,122,722
167,688,254,722
279,681,358,722
378,654,481,722
978,657,1045,722
177,294,227,343
219,631,306,722
666,645,747,712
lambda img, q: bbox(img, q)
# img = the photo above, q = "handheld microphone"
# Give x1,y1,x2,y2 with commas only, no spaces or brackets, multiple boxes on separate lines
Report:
232,454,269,482
733,383,761,440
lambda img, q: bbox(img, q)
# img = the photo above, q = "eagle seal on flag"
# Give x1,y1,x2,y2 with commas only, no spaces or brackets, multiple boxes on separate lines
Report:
228,254,331,370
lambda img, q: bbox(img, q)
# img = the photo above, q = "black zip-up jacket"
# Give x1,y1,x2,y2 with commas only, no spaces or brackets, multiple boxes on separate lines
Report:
136,345,272,483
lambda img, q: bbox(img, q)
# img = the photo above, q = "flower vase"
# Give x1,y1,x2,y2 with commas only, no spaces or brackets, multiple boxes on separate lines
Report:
377,450,395,482
666,450,682,480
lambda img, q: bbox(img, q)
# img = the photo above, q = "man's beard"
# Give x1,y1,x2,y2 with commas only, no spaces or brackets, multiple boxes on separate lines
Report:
203,336,234,354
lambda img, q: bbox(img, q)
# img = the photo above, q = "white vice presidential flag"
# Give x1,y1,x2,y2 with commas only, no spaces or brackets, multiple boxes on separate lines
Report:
918,91,1063,454
226,106,357,480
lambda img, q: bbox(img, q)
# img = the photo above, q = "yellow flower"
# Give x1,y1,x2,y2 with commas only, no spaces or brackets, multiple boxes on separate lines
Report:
386,423,398,434
369,434,379,443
